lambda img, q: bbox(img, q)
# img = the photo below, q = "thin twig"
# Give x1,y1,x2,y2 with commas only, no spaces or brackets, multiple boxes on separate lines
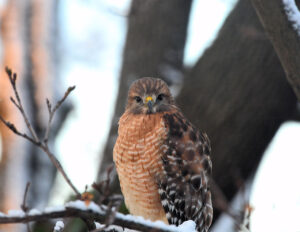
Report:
21,182,31,212
0,115,40,145
5,67,39,142
21,182,32,232
44,86,75,143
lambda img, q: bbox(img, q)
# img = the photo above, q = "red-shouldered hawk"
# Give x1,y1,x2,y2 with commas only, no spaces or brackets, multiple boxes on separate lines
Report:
113,77,213,232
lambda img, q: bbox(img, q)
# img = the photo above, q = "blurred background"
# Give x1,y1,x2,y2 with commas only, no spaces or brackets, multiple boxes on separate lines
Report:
0,0,300,231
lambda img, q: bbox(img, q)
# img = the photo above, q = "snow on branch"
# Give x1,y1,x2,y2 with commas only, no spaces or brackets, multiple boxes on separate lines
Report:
0,200,195,232
283,0,300,36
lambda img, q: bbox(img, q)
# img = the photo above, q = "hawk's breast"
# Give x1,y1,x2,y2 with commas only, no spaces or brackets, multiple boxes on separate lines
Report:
113,112,168,223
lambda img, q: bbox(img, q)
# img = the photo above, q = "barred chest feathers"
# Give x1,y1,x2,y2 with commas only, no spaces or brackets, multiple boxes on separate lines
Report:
113,112,169,223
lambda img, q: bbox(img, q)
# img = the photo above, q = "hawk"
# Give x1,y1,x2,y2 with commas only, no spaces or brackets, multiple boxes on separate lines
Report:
113,77,213,232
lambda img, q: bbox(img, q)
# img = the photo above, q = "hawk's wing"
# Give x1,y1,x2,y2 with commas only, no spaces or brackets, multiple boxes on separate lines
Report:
158,112,213,232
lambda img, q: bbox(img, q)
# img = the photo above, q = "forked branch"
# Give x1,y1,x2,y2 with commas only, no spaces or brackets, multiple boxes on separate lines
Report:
0,67,80,198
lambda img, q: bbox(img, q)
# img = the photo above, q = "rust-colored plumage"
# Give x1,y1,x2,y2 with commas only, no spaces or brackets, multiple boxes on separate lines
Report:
113,77,213,231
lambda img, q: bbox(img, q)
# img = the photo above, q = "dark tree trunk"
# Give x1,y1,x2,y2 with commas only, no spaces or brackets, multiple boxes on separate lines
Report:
24,0,58,209
176,0,297,217
97,0,192,188
97,0,298,224
251,0,300,100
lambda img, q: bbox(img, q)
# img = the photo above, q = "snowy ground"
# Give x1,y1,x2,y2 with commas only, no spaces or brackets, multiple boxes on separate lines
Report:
250,122,300,232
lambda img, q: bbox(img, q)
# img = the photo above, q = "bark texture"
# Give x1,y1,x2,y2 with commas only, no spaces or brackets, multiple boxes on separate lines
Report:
176,0,297,214
251,0,300,100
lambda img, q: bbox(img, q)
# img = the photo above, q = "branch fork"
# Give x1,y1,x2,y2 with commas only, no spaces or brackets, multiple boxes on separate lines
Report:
0,67,80,198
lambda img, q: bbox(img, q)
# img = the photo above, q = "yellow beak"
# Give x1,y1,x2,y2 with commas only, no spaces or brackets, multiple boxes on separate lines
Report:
145,96,153,112
145,96,153,103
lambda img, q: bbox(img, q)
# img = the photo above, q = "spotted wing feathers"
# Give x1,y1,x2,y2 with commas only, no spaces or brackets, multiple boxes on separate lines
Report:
158,112,213,232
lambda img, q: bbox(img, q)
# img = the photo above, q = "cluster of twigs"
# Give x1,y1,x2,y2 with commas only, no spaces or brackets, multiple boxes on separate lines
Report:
0,68,178,232
0,67,80,198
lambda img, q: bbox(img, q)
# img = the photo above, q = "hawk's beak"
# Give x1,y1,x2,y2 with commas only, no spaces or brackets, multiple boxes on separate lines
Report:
145,96,153,112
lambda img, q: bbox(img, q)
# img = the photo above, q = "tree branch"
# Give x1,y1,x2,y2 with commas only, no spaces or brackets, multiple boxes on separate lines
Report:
21,182,31,213
5,67,40,142
44,86,75,143
0,68,81,198
0,202,179,232
251,0,300,100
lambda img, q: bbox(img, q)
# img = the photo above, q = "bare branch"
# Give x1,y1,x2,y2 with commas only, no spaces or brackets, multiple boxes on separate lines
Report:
20,182,32,232
46,98,52,114
10,97,21,110
44,86,75,143
0,115,40,145
0,68,81,198
5,67,39,142
21,182,31,213
52,86,76,116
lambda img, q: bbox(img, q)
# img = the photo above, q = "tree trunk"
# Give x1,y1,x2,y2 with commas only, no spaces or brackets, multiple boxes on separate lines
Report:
97,0,192,190
0,1,60,229
176,0,297,217
0,1,28,231
251,0,300,100
97,0,298,223
24,0,58,209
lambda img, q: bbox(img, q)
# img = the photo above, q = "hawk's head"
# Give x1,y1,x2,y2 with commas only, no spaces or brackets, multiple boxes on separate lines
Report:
126,77,175,114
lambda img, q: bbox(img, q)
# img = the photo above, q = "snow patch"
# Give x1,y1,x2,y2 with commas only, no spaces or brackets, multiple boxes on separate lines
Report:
7,210,25,217
54,220,64,232
283,0,300,36
65,200,103,214
44,205,65,213
95,222,102,229
178,220,197,232
116,212,196,232
94,222,123,231
0,212,6,217
28,209,41,215
250,121,300,232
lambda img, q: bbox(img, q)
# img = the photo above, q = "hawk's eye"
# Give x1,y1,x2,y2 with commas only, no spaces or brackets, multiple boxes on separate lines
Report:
134,96,142,103
157,94,164,101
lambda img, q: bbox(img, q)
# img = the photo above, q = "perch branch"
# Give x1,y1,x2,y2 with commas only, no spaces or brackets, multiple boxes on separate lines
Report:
0,205,178,232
